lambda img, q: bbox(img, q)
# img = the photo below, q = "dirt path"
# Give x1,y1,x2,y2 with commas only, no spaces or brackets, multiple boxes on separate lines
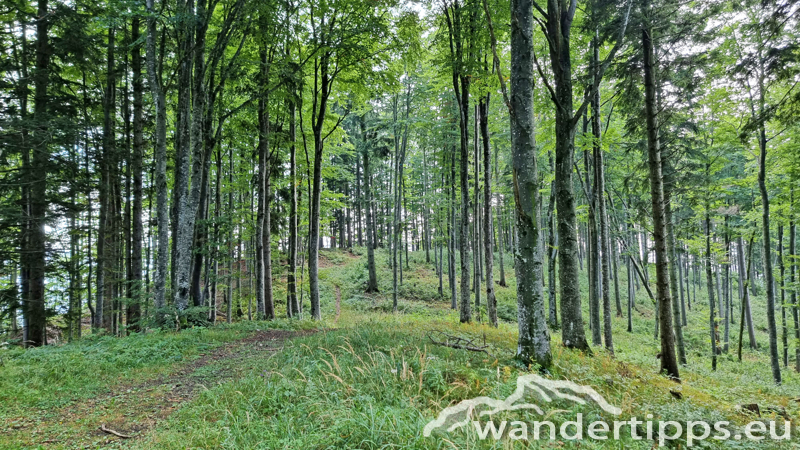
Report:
3,329,315,449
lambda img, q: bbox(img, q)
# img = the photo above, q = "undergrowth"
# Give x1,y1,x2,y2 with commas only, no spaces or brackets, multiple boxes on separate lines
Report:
3,248,799,449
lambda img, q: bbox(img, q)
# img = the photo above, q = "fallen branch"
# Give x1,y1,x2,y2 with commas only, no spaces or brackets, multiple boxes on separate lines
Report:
428,331,494,358
100,424,132,439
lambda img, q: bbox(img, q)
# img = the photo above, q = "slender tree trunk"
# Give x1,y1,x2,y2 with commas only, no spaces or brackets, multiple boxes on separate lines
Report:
448,148,457,309
97,25,116,333
642,18,679,380
677,248,687,326
255,56,268,321
723,224,731,352
496,150,507,288
227,144,234,323
756,121,781,383
612,237,622,318
356,157,363,247
473,104,481,319
263,146,274,320
145,0,168,320
547,155,558,327
778,225,787,367
287,95,299,317
128,16,144,332
308,54,334,321
737,235,758,349
789,216,799,372
363,122,379,294
458,90,471,323
706,208,719,370
586,138,600,345
392,92,409,313
627,252,634,332
480,94,497,327
664,185,686,365
591,39,612,353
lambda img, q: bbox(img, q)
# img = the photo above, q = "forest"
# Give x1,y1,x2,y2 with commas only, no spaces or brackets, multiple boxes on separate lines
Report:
1,0,799,447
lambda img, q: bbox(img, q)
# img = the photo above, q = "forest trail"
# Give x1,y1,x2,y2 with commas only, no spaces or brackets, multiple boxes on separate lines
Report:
3,329,316,449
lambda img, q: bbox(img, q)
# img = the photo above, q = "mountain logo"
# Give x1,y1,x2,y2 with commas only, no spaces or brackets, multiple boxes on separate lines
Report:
423,374,621,437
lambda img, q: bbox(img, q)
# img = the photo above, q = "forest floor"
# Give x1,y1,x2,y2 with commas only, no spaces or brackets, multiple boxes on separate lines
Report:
2,248,800,449
1,325,316,449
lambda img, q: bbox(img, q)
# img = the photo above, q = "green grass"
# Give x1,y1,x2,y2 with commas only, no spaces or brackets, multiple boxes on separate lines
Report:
3,248,799,449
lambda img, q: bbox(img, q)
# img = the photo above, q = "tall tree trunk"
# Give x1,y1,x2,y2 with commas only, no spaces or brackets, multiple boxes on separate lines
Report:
642,18,679,380
28,0,53,344
757,121,781,383
363,121,379,294
507,0,551,367
612,231,623,318
443,2,471,323
790,216,799,372
129,16,144,332
356,157,363,247
591,37,612,353
392,94,406,313
677,247,687,326
263,145,274,320
308,53,334,321
255,45,272,320
547,154,557,327
227,143,234,323
448,148,457,309
723,223,731,352
473,104,481,319
586,118,600,345
737,235,758,349
458,88,471,322
172,0,197,314
97,26,116,333
146,0,168,319
664,185,686,365
547,0,589,349
705,208,719,370
778,225,787,366
480,94,497,327
287,94,299,317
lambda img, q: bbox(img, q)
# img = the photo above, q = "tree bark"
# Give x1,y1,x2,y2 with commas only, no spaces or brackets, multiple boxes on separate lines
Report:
97,25,116,332
546,0,590,351
26,0,51,346
308,50,334,321
737,235,757,349
508,0,551,367
757,121,781,383
362,119,379,294
664,185,686,365
129,16,144,332
443,2,471,323
287,93,299,317
790,217,799,372
705,209,719,370
591,36,612,353
778,225,787,366
227,143,234,323
146,0,169,320
642,18,679,380
172,0,198,313
480,93,497,327
448,147,457,309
